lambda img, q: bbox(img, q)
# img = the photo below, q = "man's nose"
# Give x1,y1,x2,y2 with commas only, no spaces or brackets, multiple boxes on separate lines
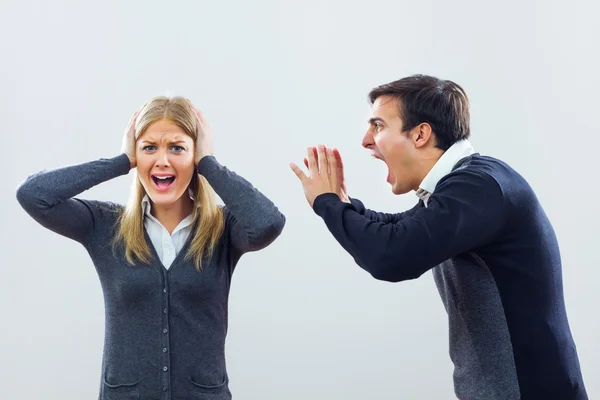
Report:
362,131,374,149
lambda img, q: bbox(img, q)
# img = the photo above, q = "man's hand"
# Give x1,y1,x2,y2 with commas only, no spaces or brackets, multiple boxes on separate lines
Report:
331,147,350,204
290,144,350,207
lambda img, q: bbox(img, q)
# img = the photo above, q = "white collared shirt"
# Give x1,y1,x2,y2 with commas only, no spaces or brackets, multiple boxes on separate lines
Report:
142,195,194,269
415,139,475,207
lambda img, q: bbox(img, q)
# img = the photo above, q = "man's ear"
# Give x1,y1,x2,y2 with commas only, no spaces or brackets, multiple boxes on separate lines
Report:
411,123,434,149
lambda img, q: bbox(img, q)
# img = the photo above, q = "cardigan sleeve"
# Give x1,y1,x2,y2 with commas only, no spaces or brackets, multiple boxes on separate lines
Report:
16,154,131,245
196,156,286,256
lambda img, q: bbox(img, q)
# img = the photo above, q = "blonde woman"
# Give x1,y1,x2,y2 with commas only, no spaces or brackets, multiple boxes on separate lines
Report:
16,97,286,399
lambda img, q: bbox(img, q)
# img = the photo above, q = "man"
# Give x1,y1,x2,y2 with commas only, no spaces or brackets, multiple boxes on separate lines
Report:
290,74,587,399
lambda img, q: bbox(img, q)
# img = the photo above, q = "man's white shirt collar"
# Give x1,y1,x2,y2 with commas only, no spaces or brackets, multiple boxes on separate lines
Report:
415,139,475,206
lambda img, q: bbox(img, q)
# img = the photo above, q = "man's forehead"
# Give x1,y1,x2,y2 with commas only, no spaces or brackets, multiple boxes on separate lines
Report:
370,96,399,120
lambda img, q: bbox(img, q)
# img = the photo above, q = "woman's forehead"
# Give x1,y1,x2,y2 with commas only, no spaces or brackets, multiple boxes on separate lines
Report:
139,120,192,142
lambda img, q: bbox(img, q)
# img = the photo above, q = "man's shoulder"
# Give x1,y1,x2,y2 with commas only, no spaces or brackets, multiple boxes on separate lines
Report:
435,154,504,189
450,154,526,187
454,153,514,175
440,154,537,206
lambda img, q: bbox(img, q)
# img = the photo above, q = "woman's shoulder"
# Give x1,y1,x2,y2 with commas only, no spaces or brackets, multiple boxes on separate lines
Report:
78,199,125,223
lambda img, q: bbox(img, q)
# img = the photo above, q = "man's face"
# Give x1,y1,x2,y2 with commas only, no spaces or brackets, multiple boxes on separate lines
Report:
362,95,420,194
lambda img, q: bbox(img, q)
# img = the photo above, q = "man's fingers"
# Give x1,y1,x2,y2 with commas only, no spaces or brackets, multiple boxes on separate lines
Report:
327,148,337,169
327,147,338,188
333,148,345,179
290,163,307,182
333,148,344,169
333,148,343,164
317,145,328,174
306,147,318,175
304,158,309,169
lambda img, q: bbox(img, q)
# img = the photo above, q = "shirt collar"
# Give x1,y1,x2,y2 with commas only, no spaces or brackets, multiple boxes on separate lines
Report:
141,194,153,217
416,139,475,204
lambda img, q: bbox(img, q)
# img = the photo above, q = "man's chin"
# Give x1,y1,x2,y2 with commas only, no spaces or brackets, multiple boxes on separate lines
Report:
390,183,410,195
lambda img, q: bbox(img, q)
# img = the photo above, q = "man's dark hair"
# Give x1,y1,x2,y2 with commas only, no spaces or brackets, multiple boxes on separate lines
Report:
368,74,470,150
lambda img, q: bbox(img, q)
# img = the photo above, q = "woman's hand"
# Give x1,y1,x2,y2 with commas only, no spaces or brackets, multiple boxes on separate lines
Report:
121,107,143,169
188,100,214,165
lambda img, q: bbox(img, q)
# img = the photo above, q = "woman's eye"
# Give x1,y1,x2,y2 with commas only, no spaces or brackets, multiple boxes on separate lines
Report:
143,145,156,151
171,145,184,152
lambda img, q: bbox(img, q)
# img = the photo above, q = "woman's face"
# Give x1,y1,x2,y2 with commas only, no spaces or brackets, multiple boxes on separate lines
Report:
136,118,196,209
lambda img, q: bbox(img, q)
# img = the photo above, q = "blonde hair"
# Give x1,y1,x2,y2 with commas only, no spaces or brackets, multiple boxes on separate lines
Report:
113,96,225,271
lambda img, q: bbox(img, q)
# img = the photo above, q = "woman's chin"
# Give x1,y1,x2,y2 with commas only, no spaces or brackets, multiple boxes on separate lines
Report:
146,190,183,208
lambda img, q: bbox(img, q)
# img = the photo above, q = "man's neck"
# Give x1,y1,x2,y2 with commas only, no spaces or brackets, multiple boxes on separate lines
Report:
414,148,445,191
413,139,476,197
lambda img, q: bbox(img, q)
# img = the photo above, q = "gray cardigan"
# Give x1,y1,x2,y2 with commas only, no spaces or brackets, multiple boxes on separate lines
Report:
16,153,286,400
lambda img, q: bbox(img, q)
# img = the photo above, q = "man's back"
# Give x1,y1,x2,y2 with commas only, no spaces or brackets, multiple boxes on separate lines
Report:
432,154,587,399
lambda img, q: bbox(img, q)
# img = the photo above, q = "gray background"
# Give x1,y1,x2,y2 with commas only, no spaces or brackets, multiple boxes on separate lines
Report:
1,0,598,399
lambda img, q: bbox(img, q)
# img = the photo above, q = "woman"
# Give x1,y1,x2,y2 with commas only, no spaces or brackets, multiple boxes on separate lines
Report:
16,97,286,399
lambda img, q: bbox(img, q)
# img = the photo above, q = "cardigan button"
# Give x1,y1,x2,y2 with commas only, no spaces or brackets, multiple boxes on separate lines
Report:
163,366,168,372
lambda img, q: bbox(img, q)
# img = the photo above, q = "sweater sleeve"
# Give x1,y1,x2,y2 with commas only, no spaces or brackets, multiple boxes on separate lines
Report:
350,197,424,224
312,169,506,282
196,156,286,255
16,154,131,245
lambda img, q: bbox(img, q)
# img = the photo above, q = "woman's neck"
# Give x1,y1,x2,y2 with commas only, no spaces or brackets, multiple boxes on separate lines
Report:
151,196,194,234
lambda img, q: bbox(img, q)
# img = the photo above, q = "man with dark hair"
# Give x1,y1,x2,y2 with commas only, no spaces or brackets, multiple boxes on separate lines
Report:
290,74,587,399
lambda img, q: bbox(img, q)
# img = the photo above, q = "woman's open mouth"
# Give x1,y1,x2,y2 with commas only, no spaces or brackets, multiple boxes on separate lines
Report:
151,174,176,192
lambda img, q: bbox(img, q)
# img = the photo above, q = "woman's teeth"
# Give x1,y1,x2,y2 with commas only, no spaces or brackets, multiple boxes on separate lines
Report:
152,175,175,188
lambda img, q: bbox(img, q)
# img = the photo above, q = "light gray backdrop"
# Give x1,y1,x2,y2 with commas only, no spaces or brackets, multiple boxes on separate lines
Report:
1,0,598,399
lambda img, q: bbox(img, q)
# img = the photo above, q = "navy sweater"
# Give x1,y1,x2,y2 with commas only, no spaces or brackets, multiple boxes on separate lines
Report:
313,154,587,400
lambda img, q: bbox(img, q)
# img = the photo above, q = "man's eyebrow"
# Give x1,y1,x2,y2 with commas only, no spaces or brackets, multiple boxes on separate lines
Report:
368,117,385,125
